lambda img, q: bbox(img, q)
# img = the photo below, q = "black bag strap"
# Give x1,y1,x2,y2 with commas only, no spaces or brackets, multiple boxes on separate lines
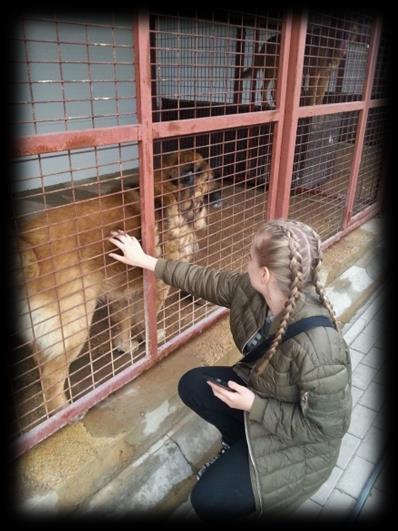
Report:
243,315,335,365
283,315,335,342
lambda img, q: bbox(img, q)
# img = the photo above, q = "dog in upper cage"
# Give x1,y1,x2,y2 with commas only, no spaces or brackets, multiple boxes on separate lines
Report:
15,150,215,413
241,32,280,109
241,17,361,109
302,17,361,106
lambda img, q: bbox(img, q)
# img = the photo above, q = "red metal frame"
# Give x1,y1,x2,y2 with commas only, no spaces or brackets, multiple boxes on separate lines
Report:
12,10,388,458
272,12,308,219
342,19,383,229
133,12,158,360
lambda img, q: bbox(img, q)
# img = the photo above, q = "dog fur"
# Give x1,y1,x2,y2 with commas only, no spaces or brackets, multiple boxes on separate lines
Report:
241,34,279,109
242,21,360,108
303,21,360,106
17,151,214,413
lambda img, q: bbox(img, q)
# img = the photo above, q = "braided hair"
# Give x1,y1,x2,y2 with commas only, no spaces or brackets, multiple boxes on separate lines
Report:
252,219,339,374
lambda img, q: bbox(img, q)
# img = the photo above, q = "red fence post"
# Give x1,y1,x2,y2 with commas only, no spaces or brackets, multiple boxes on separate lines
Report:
273,10,308,219
133,11,158,359
266,12,292,220
342,16,383,229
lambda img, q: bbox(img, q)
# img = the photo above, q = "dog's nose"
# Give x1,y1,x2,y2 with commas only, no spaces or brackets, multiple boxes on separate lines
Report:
207,190,223,209
180,199,194,212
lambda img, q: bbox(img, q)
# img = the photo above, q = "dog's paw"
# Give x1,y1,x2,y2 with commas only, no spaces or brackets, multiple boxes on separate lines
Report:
157,328,166,344
113,338,140,355
44,395,70,415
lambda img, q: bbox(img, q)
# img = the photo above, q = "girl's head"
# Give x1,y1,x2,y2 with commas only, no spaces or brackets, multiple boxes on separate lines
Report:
249,218,338,373
251,219,321,294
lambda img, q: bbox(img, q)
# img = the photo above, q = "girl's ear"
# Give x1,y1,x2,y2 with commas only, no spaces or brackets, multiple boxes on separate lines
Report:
261,266,271,285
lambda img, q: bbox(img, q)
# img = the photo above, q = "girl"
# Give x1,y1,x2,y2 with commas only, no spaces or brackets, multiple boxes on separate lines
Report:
109,219,352,521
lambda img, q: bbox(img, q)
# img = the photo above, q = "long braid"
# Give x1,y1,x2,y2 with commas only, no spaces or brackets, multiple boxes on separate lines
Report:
287,220,339,330
254,227,304,374
252,218,340,376
309,226,340,331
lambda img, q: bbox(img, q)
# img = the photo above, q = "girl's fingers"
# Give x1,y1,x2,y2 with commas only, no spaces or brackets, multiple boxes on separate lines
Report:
109,253,127,263
110,230,129,239
109,237,125,249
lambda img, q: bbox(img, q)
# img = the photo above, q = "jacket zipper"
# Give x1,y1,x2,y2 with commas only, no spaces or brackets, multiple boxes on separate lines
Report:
244,411,263,516
242,329,258,355
242,309,271,355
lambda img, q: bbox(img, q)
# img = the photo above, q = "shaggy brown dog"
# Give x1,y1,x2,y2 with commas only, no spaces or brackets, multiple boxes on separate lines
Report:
17,151,214,413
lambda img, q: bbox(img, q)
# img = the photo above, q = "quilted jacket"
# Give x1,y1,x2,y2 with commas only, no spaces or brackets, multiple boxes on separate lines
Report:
155,259,352,516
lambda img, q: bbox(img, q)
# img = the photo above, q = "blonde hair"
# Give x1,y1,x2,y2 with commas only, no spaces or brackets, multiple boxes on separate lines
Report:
252,219,339,374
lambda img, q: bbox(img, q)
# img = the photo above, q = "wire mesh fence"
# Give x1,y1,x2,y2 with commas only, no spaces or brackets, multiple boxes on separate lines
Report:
9,9,390,454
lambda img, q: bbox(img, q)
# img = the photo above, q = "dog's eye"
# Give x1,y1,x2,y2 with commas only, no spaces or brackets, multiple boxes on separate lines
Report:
181,168,195,186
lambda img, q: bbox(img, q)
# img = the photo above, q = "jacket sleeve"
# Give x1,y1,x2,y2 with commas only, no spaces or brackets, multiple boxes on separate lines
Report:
154,258,243,309
248,361,351,443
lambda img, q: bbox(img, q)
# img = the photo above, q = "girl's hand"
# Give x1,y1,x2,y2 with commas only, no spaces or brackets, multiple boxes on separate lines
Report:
207,380,255,412
109,230,157,271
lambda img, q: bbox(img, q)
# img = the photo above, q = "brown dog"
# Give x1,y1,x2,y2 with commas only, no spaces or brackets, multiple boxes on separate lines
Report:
17,151,214,413
241,34,280,109
303,21,360,106
242,21,360,108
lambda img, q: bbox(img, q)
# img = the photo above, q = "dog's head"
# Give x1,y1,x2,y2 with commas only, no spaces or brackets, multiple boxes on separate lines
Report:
309,19,363,58
161,150,216,231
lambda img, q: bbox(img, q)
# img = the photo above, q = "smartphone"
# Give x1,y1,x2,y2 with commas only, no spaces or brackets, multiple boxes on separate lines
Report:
205,376,236,392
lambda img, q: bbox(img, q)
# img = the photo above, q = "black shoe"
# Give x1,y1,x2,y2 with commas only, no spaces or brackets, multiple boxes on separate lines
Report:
196,441,230,479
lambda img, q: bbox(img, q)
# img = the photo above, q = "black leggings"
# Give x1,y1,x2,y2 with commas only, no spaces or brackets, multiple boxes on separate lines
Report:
178,366,256,521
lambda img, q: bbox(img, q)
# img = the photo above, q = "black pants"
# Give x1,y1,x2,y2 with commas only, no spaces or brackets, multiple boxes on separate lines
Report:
178,366,256,521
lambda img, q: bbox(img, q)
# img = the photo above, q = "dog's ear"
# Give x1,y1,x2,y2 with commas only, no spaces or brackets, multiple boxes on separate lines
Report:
162,152,178,170
162,152,183,183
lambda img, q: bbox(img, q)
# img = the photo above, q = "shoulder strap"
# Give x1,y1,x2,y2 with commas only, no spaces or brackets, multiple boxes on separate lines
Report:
283,315,335,342
243,315,335,364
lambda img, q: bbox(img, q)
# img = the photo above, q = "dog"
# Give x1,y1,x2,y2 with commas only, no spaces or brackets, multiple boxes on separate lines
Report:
242,20,360,108
303,20,360,106
241,34,280,109
16,151,214,413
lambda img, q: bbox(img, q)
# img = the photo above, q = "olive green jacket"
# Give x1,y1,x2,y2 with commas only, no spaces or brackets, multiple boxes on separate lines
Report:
155,259,352,516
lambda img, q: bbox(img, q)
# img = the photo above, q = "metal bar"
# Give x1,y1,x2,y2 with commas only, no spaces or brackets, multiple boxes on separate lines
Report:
20,16,130,31
297,98,389,119
342,17,383,229
323,203,381,249
15,125,140,157
274,10,308,218
149,15,160,122
267,12,292,220
297,100,364,118
133,11,158,360
152,109,280,139
250,29,261,110
232,26,245,106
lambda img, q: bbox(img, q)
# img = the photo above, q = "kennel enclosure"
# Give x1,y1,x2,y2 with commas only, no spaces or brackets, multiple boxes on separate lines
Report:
10,10,389,456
